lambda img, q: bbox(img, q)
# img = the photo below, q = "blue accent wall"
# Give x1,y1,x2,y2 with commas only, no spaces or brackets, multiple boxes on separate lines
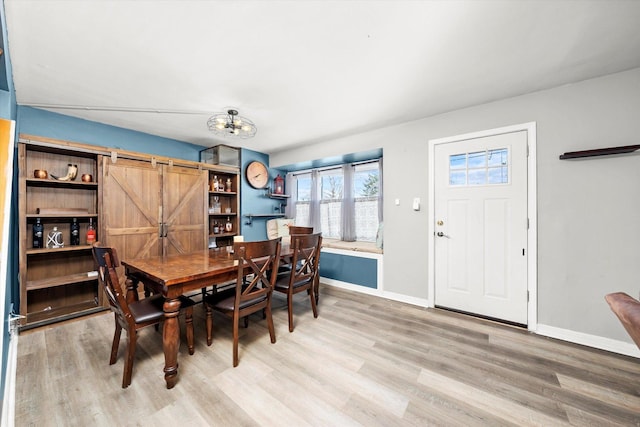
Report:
320,252,378,288
17,106,202,161
240,148,286,242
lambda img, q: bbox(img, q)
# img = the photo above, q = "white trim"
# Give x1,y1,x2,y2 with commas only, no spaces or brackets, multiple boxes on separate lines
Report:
428,122,538,331
536,324,640,358
1,332,17,427
321,246,382,259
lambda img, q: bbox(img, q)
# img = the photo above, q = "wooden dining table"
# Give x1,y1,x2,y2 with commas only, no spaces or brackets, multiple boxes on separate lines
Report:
121,244,294,389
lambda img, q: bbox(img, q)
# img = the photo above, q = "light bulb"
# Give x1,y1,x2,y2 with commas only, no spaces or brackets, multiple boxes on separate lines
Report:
215,123,225,130
242,125,252,132
233,128,240,135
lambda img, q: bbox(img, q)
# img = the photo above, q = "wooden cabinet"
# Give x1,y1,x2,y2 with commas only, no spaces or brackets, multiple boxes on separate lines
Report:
207,171,240,248
18,140,104,329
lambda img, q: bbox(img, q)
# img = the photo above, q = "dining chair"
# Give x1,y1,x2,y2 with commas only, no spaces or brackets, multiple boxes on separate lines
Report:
288,225,313,235
204,238,282,367
274,232,322,332
92,243,196,388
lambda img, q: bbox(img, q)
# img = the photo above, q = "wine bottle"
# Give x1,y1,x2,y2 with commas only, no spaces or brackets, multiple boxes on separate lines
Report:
70,218,80,245
213,220,220,235
86,218,96,244
33,218,44,248
225,217,233,232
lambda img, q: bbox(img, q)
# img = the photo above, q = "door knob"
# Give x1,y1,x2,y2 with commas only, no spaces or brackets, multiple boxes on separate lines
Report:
437,232,444,237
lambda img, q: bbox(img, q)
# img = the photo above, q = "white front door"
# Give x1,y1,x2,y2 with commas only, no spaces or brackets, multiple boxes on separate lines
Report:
434,130,528,324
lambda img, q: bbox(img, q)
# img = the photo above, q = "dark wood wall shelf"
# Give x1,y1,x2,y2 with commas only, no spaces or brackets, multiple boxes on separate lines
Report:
559,144,640,160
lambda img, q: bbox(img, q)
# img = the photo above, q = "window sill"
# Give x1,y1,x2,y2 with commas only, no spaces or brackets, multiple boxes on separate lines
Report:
321,238,383,254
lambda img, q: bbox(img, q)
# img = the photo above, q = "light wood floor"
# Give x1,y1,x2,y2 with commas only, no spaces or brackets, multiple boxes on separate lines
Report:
15,285,640,426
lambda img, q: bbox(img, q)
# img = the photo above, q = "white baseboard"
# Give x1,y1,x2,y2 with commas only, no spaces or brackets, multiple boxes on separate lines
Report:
535,324,640,358
2,332,18,427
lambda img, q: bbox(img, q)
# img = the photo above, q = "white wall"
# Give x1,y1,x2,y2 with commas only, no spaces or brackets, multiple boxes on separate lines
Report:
271,68,640,349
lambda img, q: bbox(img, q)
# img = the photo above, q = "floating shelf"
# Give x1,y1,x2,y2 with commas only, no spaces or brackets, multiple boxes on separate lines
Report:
559,144,640,160
243,213,285,226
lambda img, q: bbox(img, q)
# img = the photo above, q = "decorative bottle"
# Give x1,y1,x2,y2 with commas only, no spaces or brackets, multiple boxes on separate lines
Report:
70,218,80,245
47,226,64,249
213,175,219,191
218,178,225,192
213,220,220,235
86,218,96,245
225,217,233,233
226,178,232,192
33,218,44,248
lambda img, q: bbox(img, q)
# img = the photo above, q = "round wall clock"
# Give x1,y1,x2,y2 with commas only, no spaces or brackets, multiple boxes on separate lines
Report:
246,160,269,189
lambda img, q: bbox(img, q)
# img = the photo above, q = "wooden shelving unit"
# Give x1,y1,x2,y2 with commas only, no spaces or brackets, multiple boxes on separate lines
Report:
207,173,240,247
18,138,105,330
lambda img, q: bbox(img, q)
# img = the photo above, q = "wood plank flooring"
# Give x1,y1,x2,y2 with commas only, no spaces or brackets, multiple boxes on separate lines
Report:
15,285,640,426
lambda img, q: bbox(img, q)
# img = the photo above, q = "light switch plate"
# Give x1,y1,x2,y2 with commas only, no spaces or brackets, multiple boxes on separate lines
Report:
412,197,420,211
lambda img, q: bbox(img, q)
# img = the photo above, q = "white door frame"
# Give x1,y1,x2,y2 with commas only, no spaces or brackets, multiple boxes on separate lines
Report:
428,122,538,331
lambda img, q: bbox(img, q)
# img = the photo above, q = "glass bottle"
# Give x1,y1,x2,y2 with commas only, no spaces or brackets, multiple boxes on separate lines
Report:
213,175,219,191
47,226,64,249
33,217,44,248
70,218,80,245
226,177,232,192
218,178,225,192
212,196,221,214
213,220,220,234
225,217,233,233
86,218,96,245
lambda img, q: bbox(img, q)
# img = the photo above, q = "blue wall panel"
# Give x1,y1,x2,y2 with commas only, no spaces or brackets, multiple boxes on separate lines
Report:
320,252,378,289
17,107,202,161
240,148,285,242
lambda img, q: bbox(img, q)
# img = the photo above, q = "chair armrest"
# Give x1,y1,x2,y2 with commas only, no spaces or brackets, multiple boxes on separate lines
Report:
605,292,640,349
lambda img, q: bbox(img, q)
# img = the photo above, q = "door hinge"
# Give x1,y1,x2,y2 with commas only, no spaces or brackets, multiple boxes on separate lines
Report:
527,145,530,157
527,218,530,229
527,290,530,302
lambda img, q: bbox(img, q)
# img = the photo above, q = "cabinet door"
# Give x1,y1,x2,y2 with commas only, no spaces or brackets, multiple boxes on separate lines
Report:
162,164,208,255
102,158,163,260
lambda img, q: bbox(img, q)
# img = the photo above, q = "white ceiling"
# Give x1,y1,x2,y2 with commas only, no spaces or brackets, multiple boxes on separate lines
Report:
5,1,640,154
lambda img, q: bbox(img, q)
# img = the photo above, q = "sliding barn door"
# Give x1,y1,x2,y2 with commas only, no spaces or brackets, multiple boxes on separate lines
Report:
103,158,209,262
161,164,208,256
102,158,163,261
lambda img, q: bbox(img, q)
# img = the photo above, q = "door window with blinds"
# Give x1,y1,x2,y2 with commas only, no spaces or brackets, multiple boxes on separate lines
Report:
449,148,509,186
292,160,381,242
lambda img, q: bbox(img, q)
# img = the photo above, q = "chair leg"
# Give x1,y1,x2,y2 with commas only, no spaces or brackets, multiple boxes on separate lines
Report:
110,319,122,365
123,331,137,388
243,316,249,328
309,287,318,318
266,302,276,344
185,306,195,355
233,313,240,367
287,293,294,333
205,305,213,346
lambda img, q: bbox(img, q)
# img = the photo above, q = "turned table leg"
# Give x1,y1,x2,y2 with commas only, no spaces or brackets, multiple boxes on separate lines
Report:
162,297,182,389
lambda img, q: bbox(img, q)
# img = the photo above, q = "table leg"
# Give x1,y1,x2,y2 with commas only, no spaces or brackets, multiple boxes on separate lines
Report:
162,297,182,389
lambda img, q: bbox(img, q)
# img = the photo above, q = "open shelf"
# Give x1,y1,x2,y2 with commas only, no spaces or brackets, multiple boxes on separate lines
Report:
26,178,98,188
26,245,93,255
243,213,285,226
559,144,640,160
26,272,98,291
